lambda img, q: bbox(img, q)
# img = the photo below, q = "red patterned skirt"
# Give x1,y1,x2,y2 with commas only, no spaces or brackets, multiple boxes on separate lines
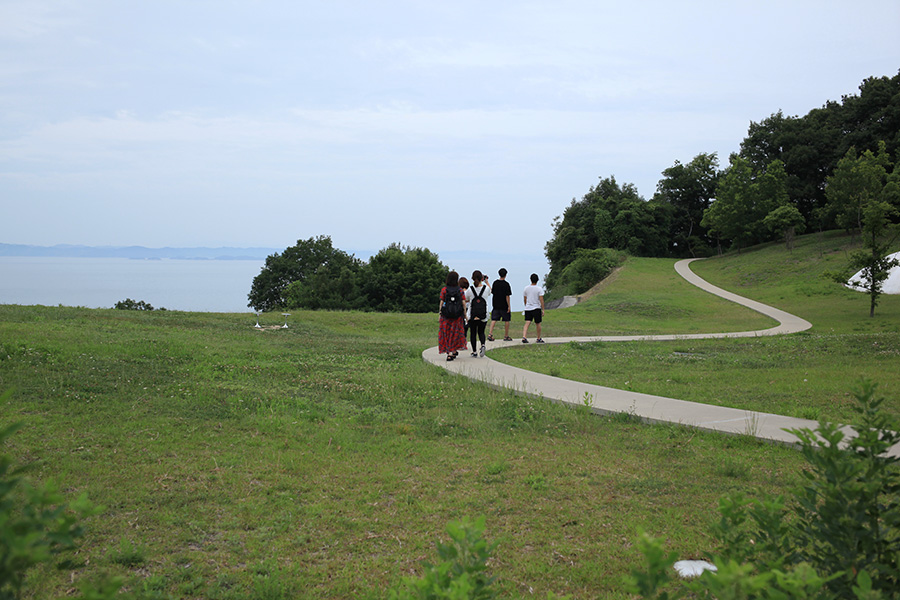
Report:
438,316,467,354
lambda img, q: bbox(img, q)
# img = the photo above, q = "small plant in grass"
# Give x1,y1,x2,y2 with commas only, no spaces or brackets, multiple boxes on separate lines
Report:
108,537,147,567
388,516,498,600
626,379,900,599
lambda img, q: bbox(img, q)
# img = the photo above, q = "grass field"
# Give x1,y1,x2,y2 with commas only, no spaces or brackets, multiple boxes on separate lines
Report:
1,230,894,598
494,231,900,424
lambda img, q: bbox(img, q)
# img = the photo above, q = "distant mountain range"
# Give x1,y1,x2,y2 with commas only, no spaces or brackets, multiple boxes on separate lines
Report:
0,243,281,261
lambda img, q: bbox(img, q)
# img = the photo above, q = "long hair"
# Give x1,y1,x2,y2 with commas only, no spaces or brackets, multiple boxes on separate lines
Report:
471,270,483,285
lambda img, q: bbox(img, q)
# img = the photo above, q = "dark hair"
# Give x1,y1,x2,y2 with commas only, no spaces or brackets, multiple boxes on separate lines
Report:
471,270,482,285
498,268,507,278
530,273,539,284
458,277,469,289
446,271,459,286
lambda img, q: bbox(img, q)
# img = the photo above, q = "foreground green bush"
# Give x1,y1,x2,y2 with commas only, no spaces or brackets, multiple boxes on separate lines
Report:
627,379,900,599
0,416,120,600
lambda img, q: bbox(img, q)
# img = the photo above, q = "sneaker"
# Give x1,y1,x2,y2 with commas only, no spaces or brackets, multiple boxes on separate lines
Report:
470,352,478,358
487,334,494,342
446,355,454,362
522,338,529,344
536,338,545,344
503,336,513,342
479,345,485,358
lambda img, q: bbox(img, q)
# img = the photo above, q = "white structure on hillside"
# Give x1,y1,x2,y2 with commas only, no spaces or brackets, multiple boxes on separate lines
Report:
846,251,900,294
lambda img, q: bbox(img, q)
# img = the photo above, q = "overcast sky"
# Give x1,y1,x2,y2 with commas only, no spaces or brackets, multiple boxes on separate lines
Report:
2,1,899,270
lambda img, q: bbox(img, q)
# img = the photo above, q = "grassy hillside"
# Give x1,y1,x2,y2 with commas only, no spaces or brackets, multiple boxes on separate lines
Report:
495,231,900,423
0,233,884,598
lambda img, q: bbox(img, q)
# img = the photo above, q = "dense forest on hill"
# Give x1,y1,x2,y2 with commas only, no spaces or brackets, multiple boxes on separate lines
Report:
545,70,900,294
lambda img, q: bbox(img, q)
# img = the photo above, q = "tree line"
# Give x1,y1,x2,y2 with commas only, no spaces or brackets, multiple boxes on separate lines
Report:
247,236,447,313
545,71,900,301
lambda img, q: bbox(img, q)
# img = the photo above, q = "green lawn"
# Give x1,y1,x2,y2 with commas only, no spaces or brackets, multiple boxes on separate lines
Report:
493,231,900,424
2,232,890,598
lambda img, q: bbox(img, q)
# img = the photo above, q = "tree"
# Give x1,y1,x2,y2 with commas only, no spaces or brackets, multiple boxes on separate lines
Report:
247,235,354,312
825,141,900,317
358,244,447,313
764,204,806,252
846,199,899,317
653,152,720,257
826,144,892,234
545,176,669,291
702,156,788,252
284,250,364,311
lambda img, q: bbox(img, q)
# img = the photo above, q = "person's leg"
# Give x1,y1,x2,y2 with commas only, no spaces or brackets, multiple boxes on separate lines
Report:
470,322,478,354
536,321,542,340
522,314,531,341
504,316,511,339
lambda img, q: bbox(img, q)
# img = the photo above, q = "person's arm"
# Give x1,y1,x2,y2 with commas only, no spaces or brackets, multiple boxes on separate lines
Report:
540,293,545,313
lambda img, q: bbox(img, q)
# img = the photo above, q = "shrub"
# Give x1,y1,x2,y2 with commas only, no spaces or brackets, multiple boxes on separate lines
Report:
626,379,900,599
114,298,159,311
388,516,498,600
0,415,121,599
551,248,625,296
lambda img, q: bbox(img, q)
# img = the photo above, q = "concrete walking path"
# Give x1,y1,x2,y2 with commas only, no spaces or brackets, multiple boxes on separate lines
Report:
423,259,900,457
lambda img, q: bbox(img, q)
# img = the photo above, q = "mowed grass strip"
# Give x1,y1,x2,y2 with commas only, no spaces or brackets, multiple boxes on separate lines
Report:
2,302,804,599
493,231,900,424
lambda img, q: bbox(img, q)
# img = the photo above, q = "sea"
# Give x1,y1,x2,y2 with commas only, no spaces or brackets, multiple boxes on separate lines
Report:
0,254,552,313
0,257,265,313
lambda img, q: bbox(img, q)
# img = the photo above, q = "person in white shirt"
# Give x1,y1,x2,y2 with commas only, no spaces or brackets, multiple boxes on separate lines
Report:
464,270,491,357
521,273,545,343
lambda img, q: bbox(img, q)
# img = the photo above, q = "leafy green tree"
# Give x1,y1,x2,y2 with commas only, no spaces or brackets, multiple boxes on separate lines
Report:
824,141,899,317
652,153,720,257
703,157,787,252
826,144,893,234
545,176,669,291
738,70,900,227
845,199,899,318
764,204,806,252
284,250,364,311
358,244,447,313
248,235,355,312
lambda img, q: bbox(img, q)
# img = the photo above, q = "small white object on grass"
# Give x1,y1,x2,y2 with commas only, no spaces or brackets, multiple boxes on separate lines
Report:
673,560,717,578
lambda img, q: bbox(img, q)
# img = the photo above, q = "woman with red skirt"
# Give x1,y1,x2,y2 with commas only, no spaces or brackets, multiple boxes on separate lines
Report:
438,271,468,361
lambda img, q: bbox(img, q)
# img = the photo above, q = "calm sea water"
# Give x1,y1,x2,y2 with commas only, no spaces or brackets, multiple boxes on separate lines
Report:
0,255,553,313
0,257,265,313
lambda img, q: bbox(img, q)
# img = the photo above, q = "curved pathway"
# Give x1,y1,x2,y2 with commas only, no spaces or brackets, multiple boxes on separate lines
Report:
423,259,898,456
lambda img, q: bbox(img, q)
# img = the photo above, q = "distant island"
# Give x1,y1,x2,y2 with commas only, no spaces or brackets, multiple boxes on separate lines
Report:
0,243,281,261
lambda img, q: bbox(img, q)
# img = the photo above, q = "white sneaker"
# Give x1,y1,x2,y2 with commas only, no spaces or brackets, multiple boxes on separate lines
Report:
479,345,485,358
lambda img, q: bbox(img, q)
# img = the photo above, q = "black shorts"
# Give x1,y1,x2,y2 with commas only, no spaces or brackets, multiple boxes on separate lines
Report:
490,308,511,322
524,309,542,323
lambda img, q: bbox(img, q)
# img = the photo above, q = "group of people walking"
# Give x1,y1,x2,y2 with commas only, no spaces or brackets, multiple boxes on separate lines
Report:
438,268,545,361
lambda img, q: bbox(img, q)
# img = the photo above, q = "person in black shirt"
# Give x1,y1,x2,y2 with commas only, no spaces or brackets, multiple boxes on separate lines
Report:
487,268,513,342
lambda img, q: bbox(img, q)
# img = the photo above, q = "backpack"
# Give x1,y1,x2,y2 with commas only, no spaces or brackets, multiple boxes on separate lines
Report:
470,286,487,320
441,286,464,319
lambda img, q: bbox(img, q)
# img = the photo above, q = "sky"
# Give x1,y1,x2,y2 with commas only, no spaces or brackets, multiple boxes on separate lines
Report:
2,0,899,276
